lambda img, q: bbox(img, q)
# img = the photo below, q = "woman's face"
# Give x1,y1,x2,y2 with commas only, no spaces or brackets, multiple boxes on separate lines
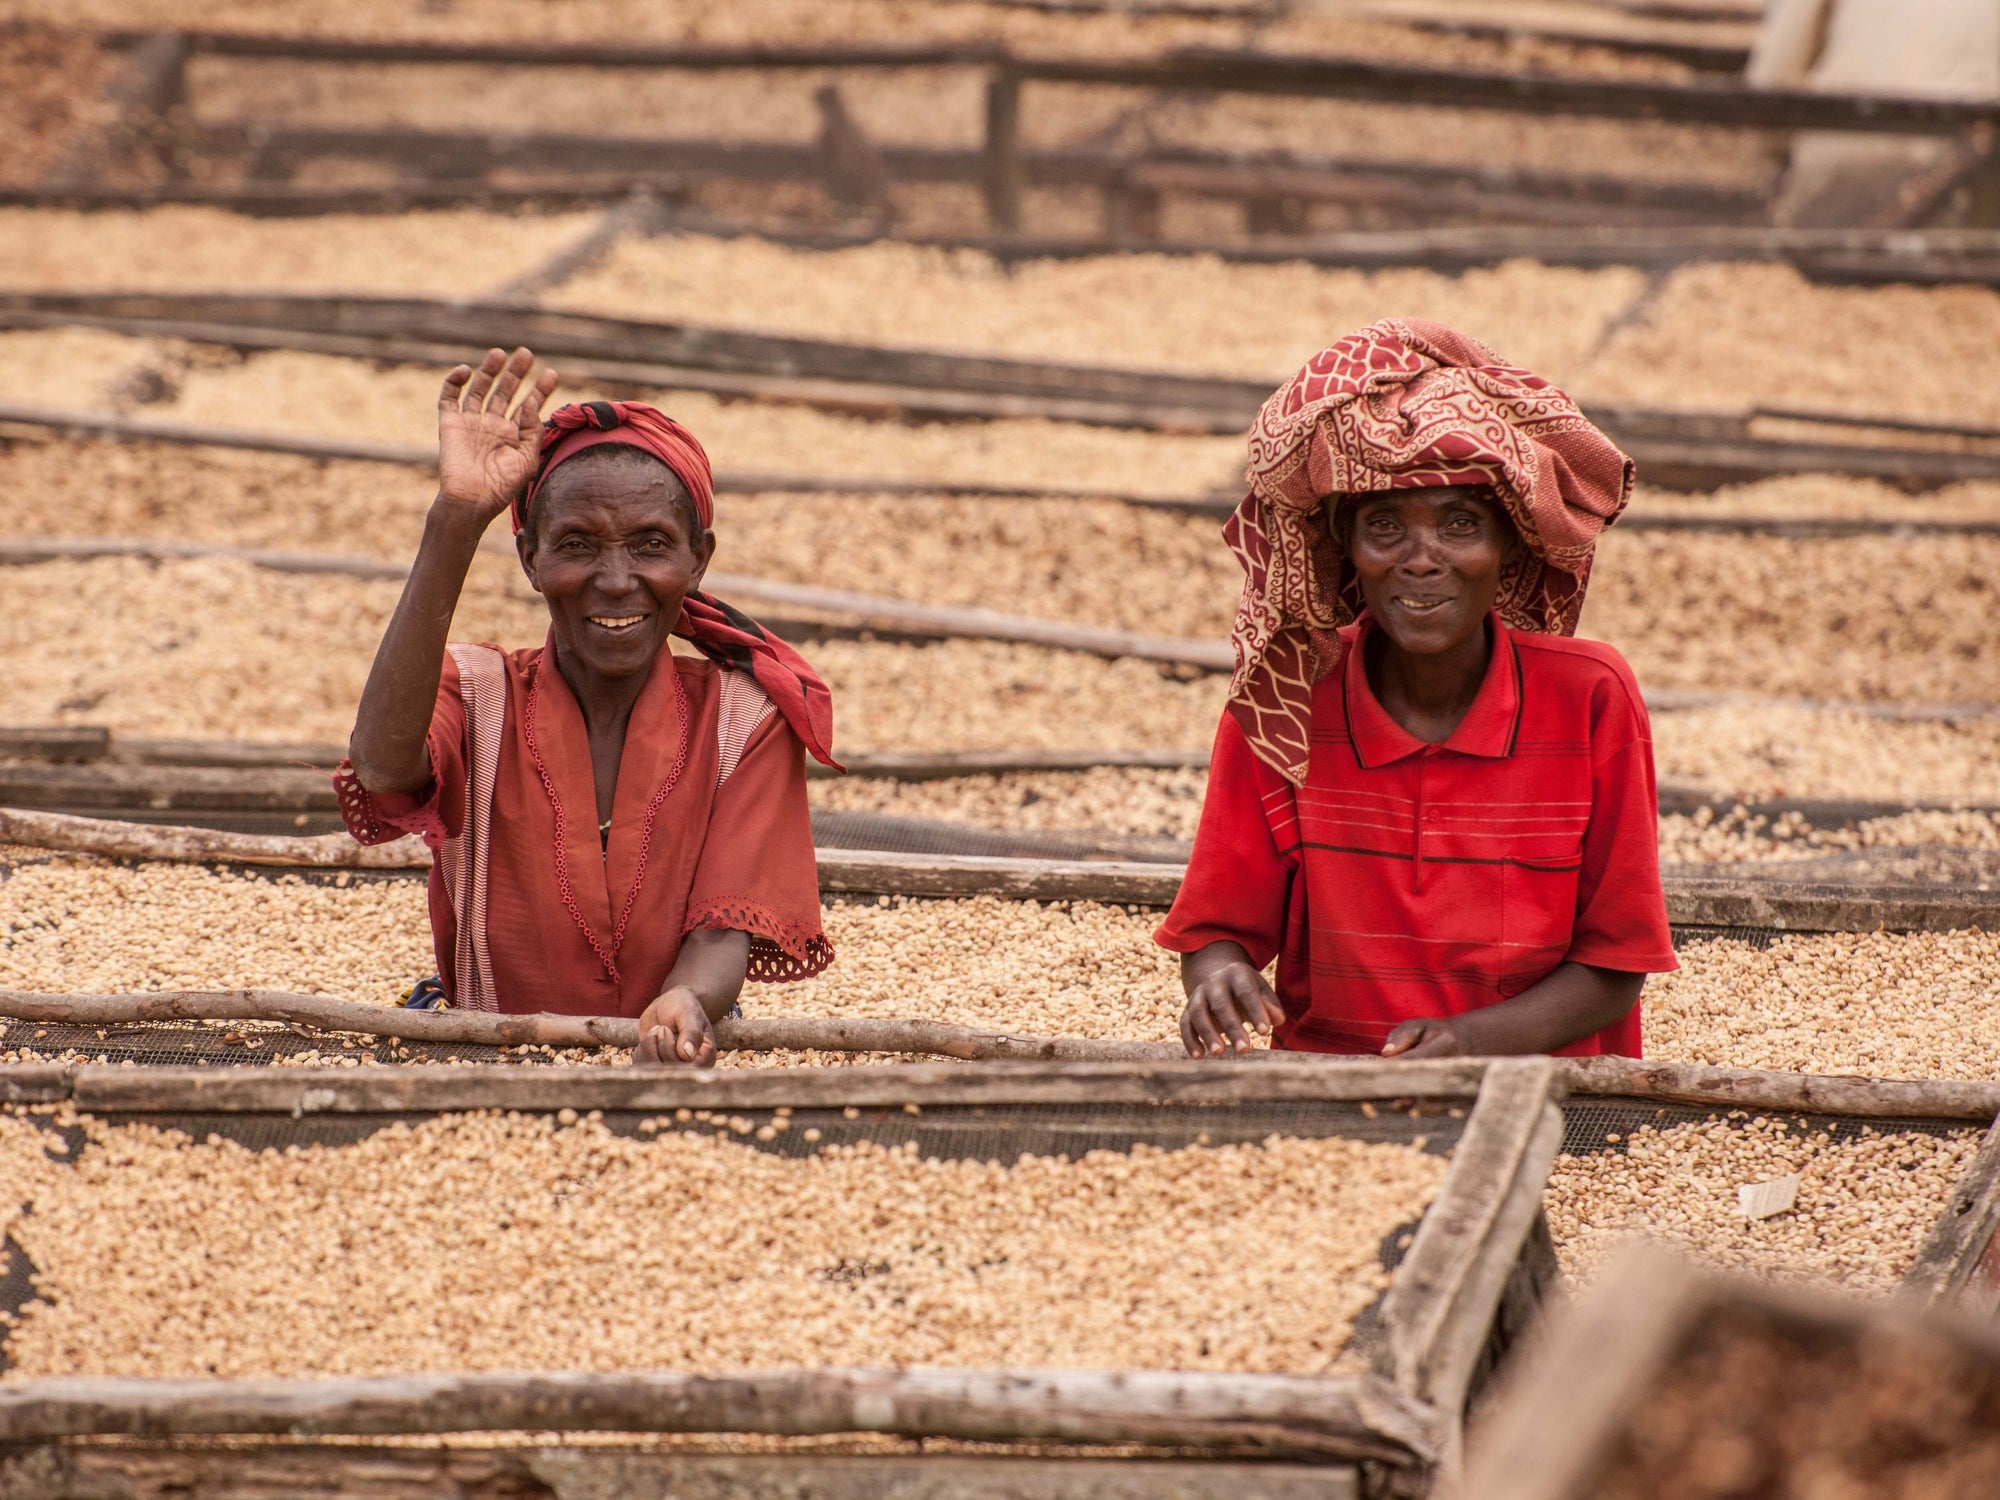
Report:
517,460,714,683
1346,485,1515,658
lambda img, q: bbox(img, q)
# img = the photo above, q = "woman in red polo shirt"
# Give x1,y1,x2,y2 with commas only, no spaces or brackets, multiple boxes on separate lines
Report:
1157,319,1676,1060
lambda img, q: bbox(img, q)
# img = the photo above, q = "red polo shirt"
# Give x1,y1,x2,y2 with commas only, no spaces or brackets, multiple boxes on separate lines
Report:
1156,615,1676,1057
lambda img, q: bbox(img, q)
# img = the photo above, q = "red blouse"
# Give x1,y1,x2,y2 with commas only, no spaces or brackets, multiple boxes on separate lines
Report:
1155,615,1676,1057
336,636,830,1015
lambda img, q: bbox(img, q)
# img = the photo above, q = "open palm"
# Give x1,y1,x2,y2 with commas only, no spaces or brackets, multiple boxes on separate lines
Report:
436,346,561,521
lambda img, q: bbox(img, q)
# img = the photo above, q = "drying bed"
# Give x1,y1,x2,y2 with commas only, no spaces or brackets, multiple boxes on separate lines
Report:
0,1056,1567,1499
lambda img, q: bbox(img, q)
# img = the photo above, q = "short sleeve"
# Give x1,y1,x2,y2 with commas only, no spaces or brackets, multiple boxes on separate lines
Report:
1153,710,1297,969
684,710,832,982
1565,680,1679,975
332,653,468,850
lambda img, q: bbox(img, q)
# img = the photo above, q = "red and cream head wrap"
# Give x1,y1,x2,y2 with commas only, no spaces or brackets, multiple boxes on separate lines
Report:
1225,318,1634,784
516,399,839,771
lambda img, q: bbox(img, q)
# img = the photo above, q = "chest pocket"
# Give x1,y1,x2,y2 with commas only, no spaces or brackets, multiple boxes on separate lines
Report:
1500,849,1584,981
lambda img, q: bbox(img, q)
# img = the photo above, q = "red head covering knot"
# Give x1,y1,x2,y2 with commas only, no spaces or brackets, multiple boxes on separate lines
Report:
1226,318,1634,785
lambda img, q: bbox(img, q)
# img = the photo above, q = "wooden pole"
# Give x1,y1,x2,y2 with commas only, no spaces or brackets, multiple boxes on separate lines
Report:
0,990,1180,1061
1561,1056,2000,1122
0,807,430,869
0,1365,1439,1463
983,66,1025,233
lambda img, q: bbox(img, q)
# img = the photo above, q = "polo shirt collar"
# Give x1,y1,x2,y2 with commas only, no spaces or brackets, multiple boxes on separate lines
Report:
1341,612,1522,768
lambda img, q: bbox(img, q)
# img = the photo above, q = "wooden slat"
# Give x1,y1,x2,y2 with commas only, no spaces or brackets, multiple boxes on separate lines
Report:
1378,1059,1562,1421
0,1365,1437,1463
44,1057,1495,1113
1904,1112,2000,1312
0,1446,1363,1500
1660,875,2000,934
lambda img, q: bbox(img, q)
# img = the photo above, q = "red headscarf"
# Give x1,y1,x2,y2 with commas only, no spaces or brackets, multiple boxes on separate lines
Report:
1227,320,1633,785
518,400,839,770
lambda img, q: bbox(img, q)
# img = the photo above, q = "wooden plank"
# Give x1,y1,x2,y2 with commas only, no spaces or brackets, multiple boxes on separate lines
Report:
0,1446,1362,1500
1019,49,2000,135
52,1057,1495,1114
1561,1059,2000,1123
1457,1243,1710,1500
1904,1111,2000,1312
707,573,1233,670
1378,1058,1562,1423
815,849,1183,904
1661,875,2000,934
0,727,110,763
0,1065,73,1105
0,1365,1438,1463
0,175,695,214
0,763,335,813
145,33,1008,68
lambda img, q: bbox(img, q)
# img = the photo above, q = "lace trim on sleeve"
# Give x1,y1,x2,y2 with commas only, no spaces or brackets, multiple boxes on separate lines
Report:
332,758,451,850
685,899,834,983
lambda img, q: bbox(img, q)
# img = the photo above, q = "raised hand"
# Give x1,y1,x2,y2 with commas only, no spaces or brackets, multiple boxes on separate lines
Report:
436,346,560,522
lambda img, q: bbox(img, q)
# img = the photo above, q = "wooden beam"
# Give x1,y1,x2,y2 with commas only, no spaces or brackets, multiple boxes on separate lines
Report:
0,807,428,870
46,1056,1497,1112
0,175,695,214
0,726,110,763
1562,1058,2000,1123
0,1365,1438,1463
1904,1112,2000,1311
0,990,1180,1062
0,762,336,813
116,33,1008,68
0,1446,1363,1500
1379,1059,1563,1420
1020,49,2000,135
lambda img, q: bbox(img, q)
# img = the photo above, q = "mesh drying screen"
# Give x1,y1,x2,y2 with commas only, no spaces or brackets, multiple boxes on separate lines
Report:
0,1020,595,1069
1559,1097,1976,1158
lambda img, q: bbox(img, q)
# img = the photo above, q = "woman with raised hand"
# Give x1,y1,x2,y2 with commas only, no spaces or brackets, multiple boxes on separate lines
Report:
338,348,838,1065
1158,320,1676,1062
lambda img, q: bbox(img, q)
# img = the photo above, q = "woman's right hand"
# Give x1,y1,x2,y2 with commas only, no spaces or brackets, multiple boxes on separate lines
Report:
1180,956,1285,1058
436,346,561,523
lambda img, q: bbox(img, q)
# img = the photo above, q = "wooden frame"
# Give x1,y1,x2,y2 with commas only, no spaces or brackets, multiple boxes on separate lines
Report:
1904,1109,2000,1314
1460,1243,2000,1500
0,1057,1564,1496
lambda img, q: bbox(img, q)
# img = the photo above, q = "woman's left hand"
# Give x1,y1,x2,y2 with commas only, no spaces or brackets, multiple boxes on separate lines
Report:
634,987,718,1067
1381,1016,1467,1059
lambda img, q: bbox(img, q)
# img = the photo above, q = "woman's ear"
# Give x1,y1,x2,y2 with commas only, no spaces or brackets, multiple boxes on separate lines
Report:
515,527,543,594
689,529,717,592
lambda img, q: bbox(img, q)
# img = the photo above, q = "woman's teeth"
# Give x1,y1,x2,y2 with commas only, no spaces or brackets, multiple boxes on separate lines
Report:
589,615,646,632
1394,597,1447,613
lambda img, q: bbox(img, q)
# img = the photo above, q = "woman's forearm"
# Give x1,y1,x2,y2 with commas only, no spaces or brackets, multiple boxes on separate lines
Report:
347,499,490,792
1449,962,1644,1055
662,928,752,1021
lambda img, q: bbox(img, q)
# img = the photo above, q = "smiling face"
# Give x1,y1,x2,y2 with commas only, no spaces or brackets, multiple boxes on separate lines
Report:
1343,484,1516,658
516,447,715,684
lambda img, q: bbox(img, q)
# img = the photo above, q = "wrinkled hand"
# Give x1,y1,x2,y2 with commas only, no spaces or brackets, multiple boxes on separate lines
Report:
633,987,718,1068
435,346,560,521
1181,961,1284,1058
1381,1016,1467,1059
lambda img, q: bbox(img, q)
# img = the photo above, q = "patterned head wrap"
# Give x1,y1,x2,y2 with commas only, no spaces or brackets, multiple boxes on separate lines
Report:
1226,319,1634,784
516,399,839,770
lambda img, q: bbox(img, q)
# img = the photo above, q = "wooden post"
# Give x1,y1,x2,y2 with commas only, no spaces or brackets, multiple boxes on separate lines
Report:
984,66,1025,233
1904,1110,2000,1313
